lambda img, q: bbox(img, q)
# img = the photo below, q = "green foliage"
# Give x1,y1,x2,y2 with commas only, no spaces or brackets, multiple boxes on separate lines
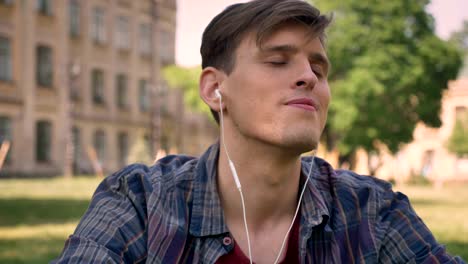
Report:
449,21,468,78
447,115,468,157
312,0,463,154
449,20,468,54
162,65,212,116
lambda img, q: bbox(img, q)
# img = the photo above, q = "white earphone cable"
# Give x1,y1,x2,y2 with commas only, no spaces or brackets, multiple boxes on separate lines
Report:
273,152,315,264
218,92,253,263
217,89,316,264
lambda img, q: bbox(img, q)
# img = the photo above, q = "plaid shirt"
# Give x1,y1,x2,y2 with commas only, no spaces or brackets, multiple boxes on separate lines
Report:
53,143,465,263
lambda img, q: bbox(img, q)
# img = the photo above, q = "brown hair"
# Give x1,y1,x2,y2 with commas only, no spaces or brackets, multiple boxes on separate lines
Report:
200,0,332,123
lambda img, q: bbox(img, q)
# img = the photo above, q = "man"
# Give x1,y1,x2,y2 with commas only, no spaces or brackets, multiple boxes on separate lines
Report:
54,0,465,263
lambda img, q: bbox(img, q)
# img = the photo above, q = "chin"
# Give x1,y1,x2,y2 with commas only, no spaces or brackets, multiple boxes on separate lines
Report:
278,135,319,154
278,121,323,151
292,141,318,154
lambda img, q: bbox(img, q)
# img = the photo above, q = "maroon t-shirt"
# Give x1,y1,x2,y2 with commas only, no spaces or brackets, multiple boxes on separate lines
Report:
216,214,301,264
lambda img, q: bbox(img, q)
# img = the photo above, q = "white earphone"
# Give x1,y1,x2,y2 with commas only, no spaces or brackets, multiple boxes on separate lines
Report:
215,87,316,264
215,88,222,99
216,88,243,190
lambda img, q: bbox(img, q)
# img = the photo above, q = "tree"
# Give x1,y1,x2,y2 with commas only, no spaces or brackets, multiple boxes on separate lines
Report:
311,0,462,167
162,65,212,116
447,114,468,157
449,20,468,54
449,20,468,78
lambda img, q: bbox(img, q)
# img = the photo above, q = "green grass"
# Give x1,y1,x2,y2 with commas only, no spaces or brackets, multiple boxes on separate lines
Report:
396,184,468,261
0,178,466,263
0,177,101,264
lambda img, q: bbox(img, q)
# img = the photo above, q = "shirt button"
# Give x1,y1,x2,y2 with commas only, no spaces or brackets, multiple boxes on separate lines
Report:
223,236,232,246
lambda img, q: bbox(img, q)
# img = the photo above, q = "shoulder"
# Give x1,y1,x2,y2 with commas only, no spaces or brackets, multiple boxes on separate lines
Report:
96,154,199,200
334,169,393,194
54,155,202,263
302,156,393,195
302,156,398,216
323,165,419,239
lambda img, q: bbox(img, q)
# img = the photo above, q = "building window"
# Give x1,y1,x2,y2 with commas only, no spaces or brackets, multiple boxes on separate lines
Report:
0,36,12,81
118,132,128,166
91,69,105,105
116,74,127,109
160,30,173,64
115,16,130,50
69,61,81,100
93,130,106,164
0,116,12,164
36,0,53,16
91,7,106,44
139,79,150,112
455,106,467,120
69,0,80,37
139,23,152,56
71,126,80,171
421,149,434,177
36,45,53,87
36,120,52,162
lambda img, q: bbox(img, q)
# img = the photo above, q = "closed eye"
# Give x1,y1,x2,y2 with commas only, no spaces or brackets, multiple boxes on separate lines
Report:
313,69,323,77
267,61,288,66
311,65,324,78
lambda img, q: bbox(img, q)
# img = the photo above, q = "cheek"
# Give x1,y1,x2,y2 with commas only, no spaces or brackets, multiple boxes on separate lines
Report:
318,84,331,124
229,91,278,135
319,84,331,109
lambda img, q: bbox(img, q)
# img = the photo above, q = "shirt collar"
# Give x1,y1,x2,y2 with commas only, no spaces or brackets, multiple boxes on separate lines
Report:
299,157,332,229
189,142,332,237
189,142,229,237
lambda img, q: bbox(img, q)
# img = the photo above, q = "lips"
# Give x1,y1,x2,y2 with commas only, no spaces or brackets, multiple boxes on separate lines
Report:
285,98,317,112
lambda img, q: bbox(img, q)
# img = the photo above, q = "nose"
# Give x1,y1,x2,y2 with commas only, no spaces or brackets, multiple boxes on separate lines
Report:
294,61,318,90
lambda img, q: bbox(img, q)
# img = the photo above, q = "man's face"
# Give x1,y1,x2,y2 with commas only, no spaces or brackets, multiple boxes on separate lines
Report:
220,23,331,153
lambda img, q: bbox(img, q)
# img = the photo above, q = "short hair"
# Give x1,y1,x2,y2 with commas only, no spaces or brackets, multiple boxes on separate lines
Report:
200,0,332,123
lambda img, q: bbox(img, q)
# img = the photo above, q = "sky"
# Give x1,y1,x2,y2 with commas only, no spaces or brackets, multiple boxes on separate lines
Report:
175,0,468,67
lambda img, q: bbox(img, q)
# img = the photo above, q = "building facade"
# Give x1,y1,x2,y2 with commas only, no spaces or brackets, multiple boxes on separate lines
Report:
0,0,178,176
354,79,468,183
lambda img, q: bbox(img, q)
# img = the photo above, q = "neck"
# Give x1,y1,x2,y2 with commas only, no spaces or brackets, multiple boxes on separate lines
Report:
217,130,303,230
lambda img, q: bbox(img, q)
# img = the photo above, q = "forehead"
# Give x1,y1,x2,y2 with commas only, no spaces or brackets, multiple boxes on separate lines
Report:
238,23,327,56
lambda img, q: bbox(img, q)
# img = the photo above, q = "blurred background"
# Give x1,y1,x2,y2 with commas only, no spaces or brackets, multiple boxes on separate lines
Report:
0,0,467,262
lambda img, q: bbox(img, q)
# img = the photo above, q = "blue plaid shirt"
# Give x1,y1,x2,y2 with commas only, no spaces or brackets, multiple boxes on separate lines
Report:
53,143,465,263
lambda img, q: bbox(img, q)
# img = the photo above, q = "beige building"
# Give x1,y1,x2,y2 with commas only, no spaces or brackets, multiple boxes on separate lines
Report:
0,0,182,176
354,78,468,183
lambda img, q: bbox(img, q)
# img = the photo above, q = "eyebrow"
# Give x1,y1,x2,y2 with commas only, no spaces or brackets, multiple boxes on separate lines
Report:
260,44,331,73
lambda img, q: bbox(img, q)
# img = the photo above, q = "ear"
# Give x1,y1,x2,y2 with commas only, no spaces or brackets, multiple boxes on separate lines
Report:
199,67,225,112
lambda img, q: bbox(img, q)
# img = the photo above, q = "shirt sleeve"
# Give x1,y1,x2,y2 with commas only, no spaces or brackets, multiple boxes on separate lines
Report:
51,164,151,264
376,190,465,263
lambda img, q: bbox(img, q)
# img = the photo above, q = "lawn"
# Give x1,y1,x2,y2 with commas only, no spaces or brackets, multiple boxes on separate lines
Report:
0,177,101,264
396,184,468,261
0,178,466,263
